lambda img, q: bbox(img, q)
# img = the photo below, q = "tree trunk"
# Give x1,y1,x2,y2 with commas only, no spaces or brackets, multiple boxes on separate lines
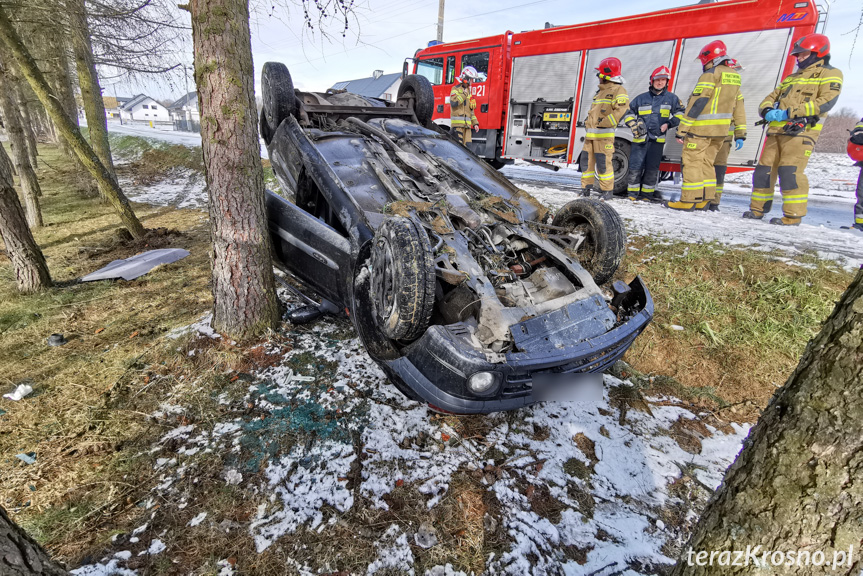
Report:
673,269,863,575
0,61,42,228
0,505,66,575
0,6,145,239
68,0,114,182
0,145,51,293
189,0,279,339
10,67,38,169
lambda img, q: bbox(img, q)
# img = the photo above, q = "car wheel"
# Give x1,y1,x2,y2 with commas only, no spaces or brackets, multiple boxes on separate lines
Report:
260,108,274,146
261,62,295,132
551,198,626,285
612,138,631,195
370,216,435,341
396,75,435,126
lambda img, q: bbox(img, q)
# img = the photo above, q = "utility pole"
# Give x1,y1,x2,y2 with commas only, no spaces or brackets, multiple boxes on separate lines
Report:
436,0,444,42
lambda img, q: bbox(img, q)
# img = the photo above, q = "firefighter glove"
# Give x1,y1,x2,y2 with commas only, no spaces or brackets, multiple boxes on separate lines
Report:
765,109,789,122
734,138,745,150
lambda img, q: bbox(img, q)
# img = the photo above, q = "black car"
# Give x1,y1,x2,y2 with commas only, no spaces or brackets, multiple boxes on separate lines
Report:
260,62,653,414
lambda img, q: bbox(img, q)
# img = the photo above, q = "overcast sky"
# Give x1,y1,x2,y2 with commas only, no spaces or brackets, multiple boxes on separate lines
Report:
116,0,863,115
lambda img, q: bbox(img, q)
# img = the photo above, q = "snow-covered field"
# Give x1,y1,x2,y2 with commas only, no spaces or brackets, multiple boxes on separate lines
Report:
73,303,750,576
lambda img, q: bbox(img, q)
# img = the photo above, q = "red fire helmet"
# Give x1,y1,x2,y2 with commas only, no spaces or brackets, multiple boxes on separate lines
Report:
697,40,727,66
650,66,671,81
848,140,863,163
790,33,830,57
596,57,622,77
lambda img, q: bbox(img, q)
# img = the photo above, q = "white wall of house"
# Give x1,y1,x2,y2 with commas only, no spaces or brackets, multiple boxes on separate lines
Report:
121,98,171,123
379,78,402,102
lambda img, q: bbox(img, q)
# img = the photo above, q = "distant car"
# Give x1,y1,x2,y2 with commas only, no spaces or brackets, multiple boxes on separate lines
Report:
260,62,653,414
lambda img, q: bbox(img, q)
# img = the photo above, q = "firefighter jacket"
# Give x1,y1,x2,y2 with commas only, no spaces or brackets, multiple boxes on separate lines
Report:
759,59,843,140
677,63,745,139
450,84,478,129
628,87,684,143
723,98,748,143
585,79,633,140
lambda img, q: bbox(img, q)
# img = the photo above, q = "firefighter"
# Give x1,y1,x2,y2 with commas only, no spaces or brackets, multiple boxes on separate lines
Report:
842,118,863,231
626,66,684,202
581,56,637,199
708,58,747,211
450,66,480,146
743,33,843,225
669,40,745,211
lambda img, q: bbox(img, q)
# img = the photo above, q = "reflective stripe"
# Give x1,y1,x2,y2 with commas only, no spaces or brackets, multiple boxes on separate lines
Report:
716,186,724,193
682,182,704,189
641,187,655,193
783,198,808,203
736,93,744,100
627,185,641,192
633,137,646,143
656,137,666,143
698,113,733,120
704,179,716,186
639,110,652,116
783,194,808,200
694,82,714,89
594,99,613,104
586,130,616,137
779,76,842,87
607,114,617,125
856,215,863,223
688,118,732,127
597,171,615,181
582,171,595,177
711,87,721,114
751,192,774,200
674,113,684,119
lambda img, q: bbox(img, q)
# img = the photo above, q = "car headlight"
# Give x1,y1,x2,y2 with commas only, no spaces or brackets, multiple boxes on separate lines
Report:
468,371,498,395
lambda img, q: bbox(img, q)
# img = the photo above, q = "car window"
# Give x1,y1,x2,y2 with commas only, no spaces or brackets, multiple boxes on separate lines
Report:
446,56,455,84
416,57,444,85
461,52,489,82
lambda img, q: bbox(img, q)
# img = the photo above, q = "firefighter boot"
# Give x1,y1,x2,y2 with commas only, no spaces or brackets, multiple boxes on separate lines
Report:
708,204,720,212
770,217,801,226
742,211,763,220
665,199,697,211
580,186,593,197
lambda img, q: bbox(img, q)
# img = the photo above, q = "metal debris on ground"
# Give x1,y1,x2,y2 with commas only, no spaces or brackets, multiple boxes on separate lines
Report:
414,521,438,549
16,453,36,465
80,248,191,282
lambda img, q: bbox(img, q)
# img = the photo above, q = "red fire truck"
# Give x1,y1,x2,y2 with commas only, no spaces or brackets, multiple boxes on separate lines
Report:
407,0,827,193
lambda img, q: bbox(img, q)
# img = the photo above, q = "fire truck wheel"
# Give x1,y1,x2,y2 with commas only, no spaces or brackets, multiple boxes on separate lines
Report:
262,62,296,132
551,198,626,285
370,216,436,341
397,75,435,125
612,138,631,196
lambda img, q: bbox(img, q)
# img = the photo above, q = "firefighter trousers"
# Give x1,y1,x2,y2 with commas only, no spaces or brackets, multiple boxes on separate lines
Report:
749,135,815,224
712,139,732,207
627,139,664,198
581,138,615,193
453,127,472,145
680,135,724,203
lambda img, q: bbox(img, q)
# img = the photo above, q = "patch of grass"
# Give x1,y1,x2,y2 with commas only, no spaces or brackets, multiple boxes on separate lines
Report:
0,142,214,562
617,236,853,410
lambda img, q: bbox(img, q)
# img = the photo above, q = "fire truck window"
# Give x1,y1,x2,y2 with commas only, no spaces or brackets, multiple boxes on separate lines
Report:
416,57,444,85
461,52,489,82
446,56,455,84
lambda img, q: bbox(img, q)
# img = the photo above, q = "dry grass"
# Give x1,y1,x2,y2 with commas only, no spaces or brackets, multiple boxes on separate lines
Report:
615,235,853,417
0,143,214,562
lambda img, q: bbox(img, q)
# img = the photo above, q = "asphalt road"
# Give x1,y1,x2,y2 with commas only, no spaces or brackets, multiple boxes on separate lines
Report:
500,164,854,229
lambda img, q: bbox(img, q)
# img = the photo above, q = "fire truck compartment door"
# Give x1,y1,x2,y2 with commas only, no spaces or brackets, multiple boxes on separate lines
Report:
663,28,793,166
579,40,676,127
510,51,582,103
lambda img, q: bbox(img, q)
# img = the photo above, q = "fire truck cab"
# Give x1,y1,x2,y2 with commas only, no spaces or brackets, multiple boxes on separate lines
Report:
409,0,826,193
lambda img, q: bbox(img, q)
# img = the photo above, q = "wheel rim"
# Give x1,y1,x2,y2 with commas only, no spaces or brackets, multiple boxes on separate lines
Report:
371,238,397,326
552,216,598,269
613,148,628,182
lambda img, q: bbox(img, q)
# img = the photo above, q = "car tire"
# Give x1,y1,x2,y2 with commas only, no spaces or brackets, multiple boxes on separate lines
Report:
370,216,436,341
612,138,631,196
260,108,274,145
552,198,626,285
396,75,435,126
262,61,295,132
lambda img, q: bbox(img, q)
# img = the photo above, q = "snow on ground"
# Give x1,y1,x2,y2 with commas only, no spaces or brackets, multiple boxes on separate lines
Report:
73,298,751,575
104,120,269,158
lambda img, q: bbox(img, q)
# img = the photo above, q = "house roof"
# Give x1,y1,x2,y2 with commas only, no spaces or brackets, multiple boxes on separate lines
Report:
328,72,401,99
103,96,132,109
121,94,157,110
169,92,197,110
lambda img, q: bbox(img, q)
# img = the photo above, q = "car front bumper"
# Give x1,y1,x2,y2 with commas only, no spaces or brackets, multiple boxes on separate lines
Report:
381,276,654,414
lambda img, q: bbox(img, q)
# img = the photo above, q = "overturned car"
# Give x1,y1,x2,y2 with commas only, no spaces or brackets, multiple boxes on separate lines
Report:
260,62,653,414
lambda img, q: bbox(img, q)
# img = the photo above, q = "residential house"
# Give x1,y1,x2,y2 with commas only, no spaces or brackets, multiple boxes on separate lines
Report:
167,92,200,131
328,70,402,102
120,94,171,125
103,95,132,120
